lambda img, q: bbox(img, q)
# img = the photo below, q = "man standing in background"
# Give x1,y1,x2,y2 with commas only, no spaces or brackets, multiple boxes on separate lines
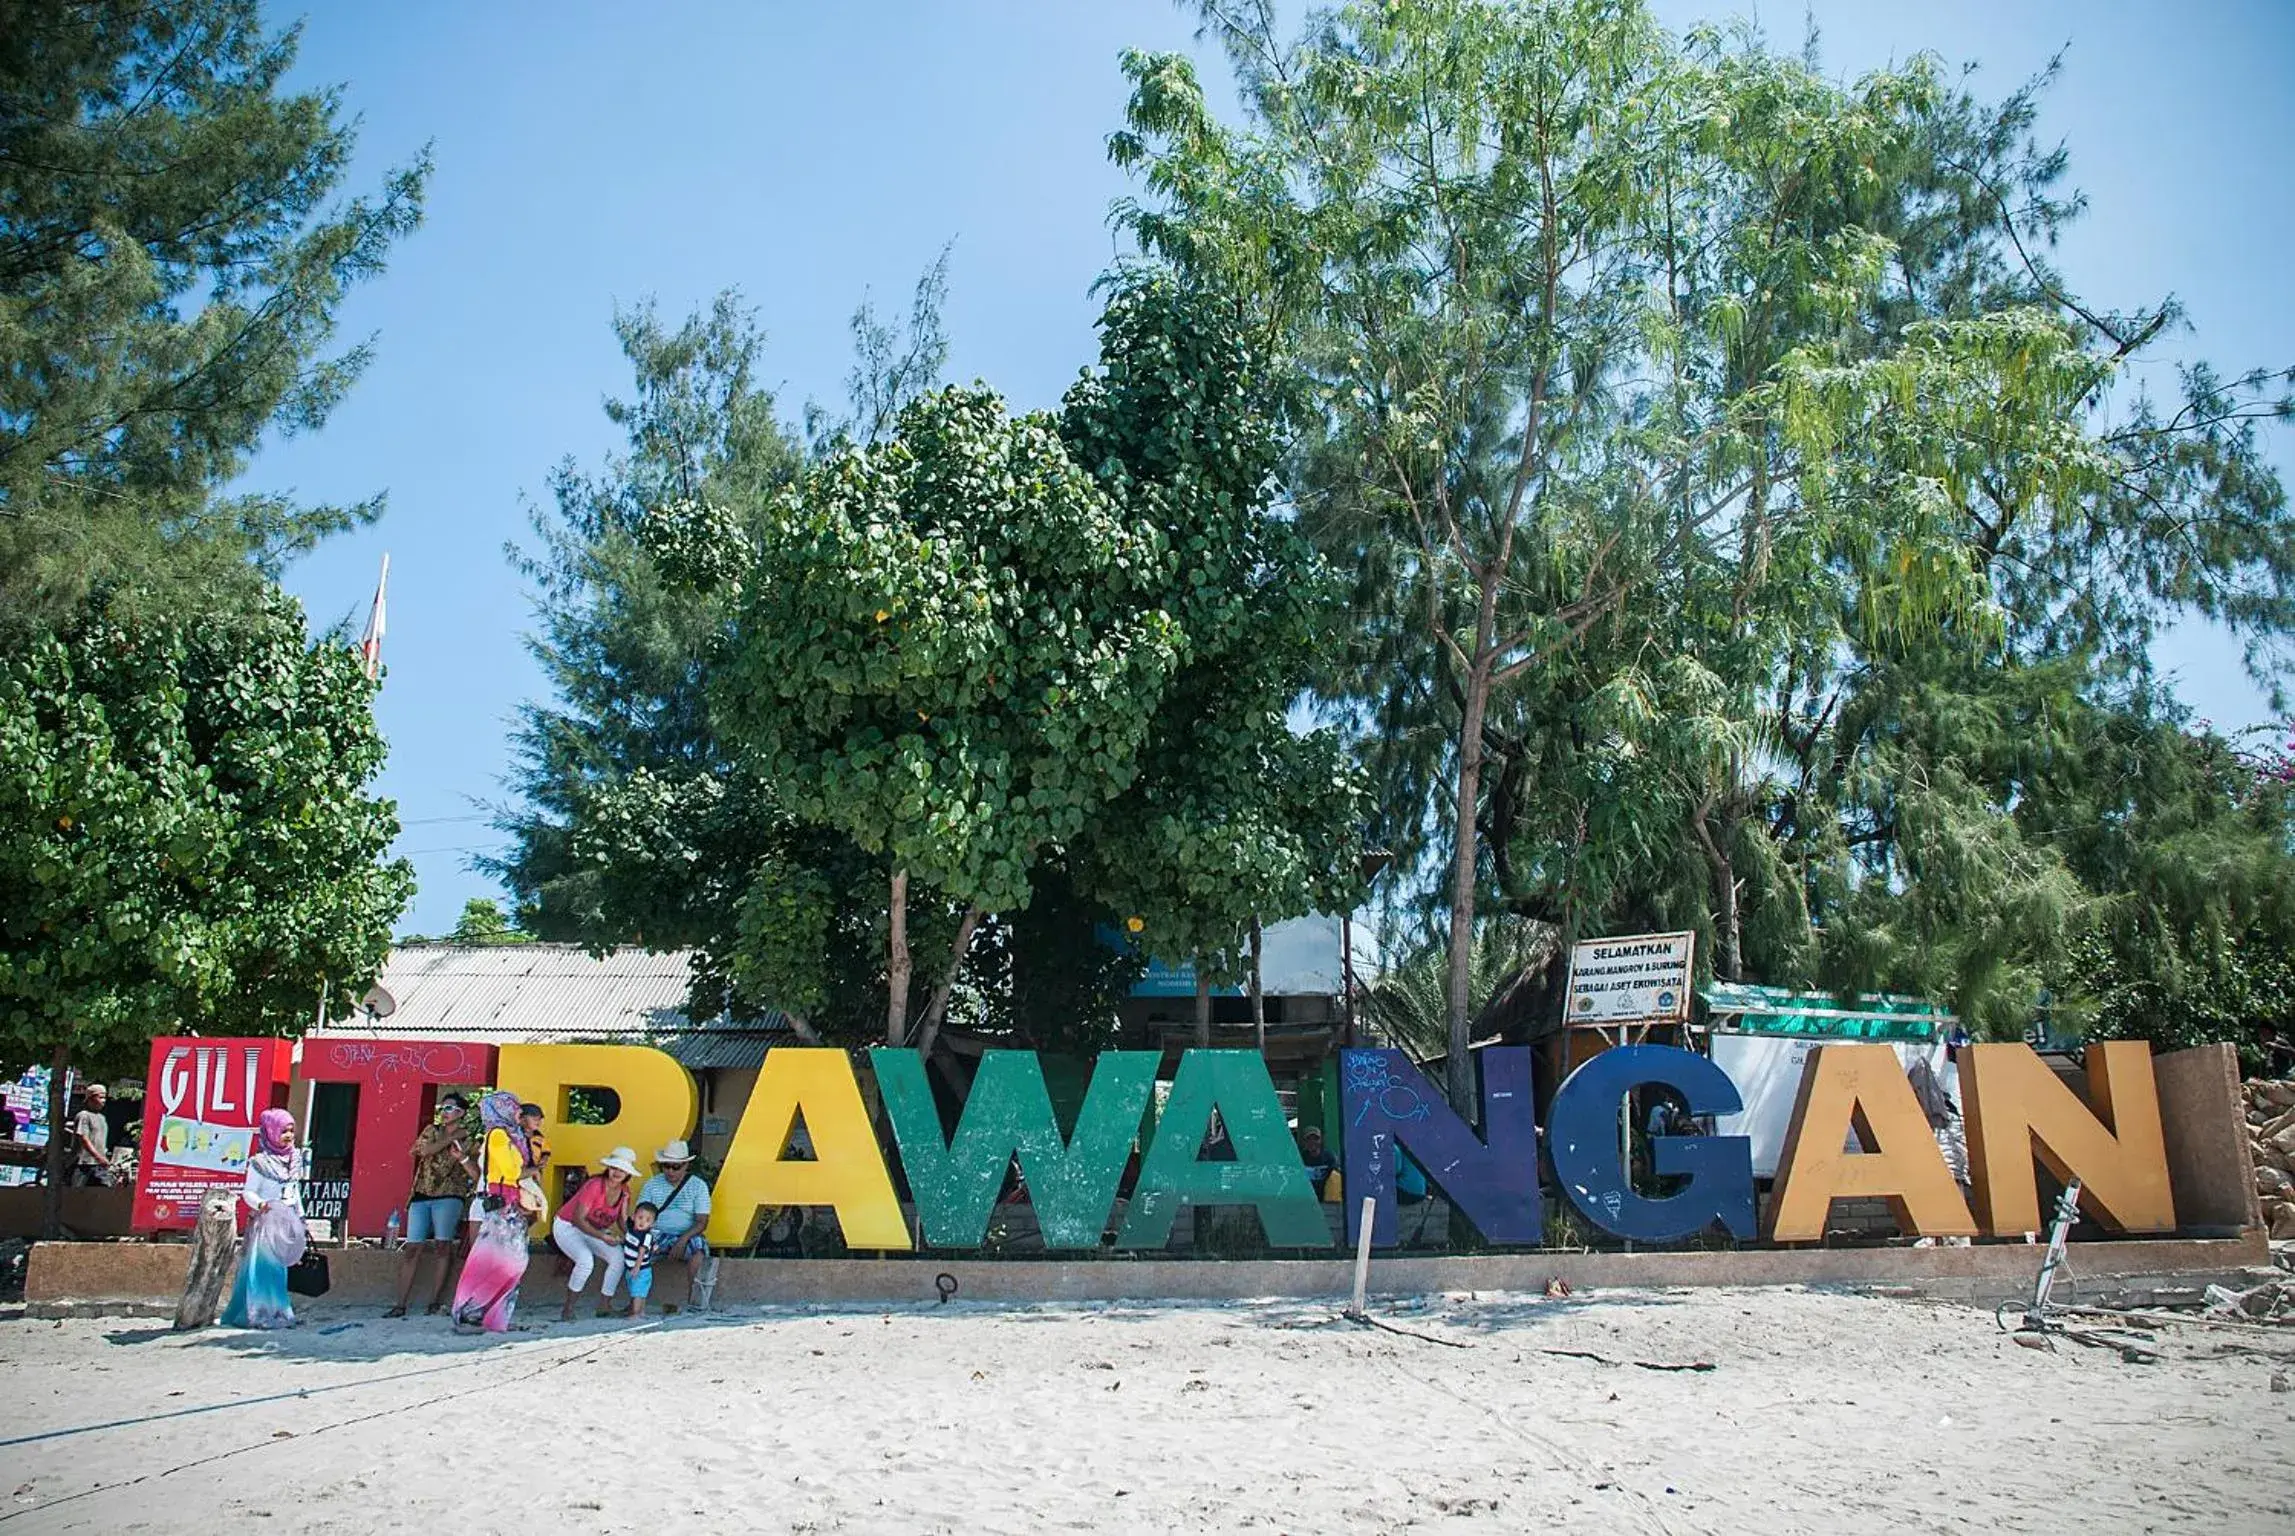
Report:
69,1084,112,1187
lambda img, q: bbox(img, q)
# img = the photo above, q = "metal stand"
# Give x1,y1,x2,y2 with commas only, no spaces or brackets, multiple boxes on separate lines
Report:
2019,1177,2084,1335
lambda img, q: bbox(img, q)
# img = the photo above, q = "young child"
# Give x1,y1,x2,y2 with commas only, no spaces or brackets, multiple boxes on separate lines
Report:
519,1103,552,1182
621,1202,659,1319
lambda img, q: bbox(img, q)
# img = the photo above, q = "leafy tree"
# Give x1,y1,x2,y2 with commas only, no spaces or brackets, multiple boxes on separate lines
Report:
510,273,1362,1053
1118,3,2295,1076
1113,1,2017,1102
641,381,1186,1050
0,1,427,1230
446,898,532,947
0,587,410,1221
0,0,428,626
625,277,1363,1052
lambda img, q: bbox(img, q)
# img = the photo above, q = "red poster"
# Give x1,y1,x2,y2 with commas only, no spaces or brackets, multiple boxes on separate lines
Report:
132,1037,295,1231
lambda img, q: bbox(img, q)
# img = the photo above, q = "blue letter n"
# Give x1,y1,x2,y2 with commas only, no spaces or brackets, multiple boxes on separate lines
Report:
1339,1047,1541,1247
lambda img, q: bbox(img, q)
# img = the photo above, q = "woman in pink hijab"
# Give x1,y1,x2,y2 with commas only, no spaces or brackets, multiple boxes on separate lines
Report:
223,1108,308,1328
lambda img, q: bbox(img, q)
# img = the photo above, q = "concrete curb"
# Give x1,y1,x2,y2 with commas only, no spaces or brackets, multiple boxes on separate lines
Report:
25,1231,2269,1313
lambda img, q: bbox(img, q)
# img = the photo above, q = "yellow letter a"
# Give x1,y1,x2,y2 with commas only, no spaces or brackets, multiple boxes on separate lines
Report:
710,1048,911,1251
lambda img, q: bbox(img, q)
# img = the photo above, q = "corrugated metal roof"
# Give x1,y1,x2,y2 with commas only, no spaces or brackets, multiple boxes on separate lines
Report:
340,943,694,1036
315,946,791,1056
652,1032,777,1070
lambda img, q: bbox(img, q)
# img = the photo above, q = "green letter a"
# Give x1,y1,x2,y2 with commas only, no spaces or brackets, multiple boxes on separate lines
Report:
1117,1049,1331,1250
874,1049,1160,1249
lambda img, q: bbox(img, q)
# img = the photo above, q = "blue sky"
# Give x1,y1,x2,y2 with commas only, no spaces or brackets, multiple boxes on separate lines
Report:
250,2,2295,938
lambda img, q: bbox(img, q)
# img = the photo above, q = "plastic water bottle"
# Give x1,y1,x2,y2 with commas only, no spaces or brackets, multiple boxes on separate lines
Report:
385,1207,402,1249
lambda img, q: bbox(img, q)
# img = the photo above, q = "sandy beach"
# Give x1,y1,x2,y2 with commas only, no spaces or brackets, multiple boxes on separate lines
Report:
2,1284,2290,1534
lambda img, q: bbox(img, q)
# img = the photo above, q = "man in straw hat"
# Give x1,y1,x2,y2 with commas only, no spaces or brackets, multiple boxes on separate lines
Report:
635,1139,722,1310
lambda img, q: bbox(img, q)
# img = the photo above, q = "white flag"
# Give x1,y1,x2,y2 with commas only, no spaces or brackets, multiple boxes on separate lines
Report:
359,553,389,683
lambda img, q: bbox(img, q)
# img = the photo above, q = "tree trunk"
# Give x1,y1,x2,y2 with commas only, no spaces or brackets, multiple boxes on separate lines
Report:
886,868,912,1047
914,902,985,1060
41,1043,69,1240
1692,806,1743,982
1193,968,1212,1049
175,1188,239,1330
1249,917,1265,1056
1444,664,1492,1114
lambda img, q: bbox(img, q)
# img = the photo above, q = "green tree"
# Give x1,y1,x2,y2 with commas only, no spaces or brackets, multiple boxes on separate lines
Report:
0,0,428,1230
1118,3,2295,1076
1114,1,2015,1103
0,0,428,625
642,384,1186,1050
446,898,532,947
631,277,1363,1052
0,587,411,1222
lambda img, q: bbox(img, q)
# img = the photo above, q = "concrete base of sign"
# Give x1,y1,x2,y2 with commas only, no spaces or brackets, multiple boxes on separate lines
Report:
25,1230,2268,1316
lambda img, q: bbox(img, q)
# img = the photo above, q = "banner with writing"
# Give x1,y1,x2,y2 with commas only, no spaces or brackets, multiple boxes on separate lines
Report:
1566,931,1695,1026
130,1037,295,1230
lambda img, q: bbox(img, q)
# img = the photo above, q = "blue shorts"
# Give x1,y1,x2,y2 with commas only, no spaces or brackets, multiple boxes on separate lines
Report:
626,1267,654,1299
406,1197,464,1243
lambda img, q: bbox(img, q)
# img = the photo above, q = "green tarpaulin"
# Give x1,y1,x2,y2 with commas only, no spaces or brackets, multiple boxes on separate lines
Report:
1700,983,1952,1042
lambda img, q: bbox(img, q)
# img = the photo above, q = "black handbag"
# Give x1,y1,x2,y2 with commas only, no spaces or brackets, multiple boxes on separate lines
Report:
286,1250,332,1298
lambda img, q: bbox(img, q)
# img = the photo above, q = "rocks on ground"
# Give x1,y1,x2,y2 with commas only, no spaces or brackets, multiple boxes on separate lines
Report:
2241,1077,2295,1240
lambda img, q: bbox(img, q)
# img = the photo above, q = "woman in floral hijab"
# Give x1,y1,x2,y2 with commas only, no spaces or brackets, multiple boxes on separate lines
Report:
222,1108,307,1329
450,1091,538,1333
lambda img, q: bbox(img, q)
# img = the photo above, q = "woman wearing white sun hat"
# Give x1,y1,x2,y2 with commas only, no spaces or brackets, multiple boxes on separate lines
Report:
551,1145,640,1319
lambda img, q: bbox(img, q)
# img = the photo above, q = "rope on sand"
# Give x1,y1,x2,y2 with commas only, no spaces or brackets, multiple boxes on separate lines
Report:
1346,1311,1473,1348
0,1320,662,1525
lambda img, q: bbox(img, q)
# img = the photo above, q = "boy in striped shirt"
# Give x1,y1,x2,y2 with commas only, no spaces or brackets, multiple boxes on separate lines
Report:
621,1202,659,1319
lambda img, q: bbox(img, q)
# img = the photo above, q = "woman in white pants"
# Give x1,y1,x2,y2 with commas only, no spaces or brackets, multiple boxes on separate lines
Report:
551,1146,638,1319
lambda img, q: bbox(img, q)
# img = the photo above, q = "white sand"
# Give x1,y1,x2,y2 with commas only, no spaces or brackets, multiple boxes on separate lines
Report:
3,1285,2291,1533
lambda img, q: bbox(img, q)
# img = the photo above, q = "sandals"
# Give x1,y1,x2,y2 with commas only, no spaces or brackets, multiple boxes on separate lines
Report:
424,1301,447,1316
382,1305,408,1319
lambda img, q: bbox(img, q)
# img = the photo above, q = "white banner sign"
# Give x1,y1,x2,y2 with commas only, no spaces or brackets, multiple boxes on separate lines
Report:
1565,931,1695,1026
1709,1032,1952,1177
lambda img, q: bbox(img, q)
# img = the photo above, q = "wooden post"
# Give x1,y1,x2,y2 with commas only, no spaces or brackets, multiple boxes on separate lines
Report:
175,1188,240,1330
1347,1195,1375,1320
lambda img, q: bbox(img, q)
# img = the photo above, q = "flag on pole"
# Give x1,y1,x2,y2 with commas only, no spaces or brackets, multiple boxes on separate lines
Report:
359,553,389,683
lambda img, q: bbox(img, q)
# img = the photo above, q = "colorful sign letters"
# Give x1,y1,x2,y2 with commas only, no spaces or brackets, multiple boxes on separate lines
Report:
137,1035,2186,1249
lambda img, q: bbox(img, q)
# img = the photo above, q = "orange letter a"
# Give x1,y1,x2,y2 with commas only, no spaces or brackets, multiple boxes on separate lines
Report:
1768,1044,1977,1242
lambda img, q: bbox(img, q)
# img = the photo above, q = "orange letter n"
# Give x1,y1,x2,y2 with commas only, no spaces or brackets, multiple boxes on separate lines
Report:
1960,1042,2175,1237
